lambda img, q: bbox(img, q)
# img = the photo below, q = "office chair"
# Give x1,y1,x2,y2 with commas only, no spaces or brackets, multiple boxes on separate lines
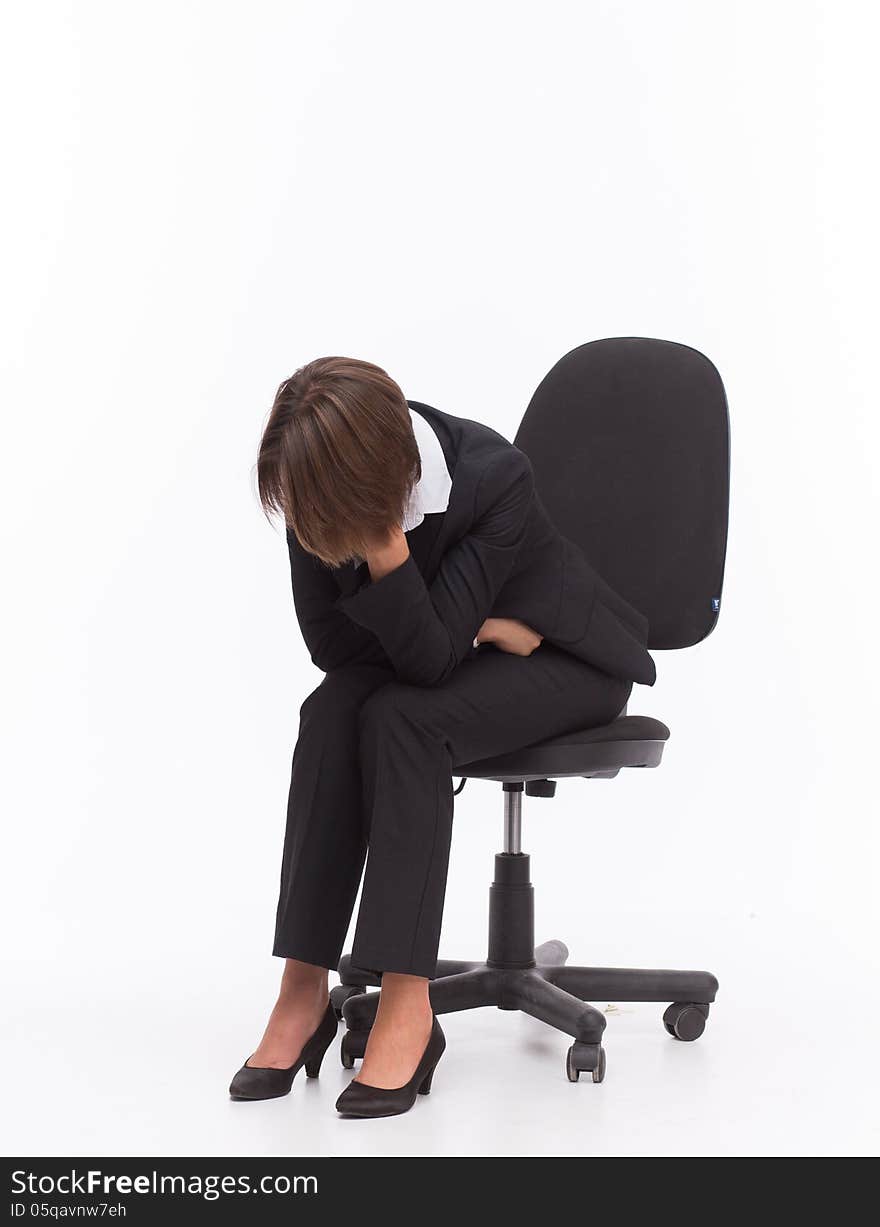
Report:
334,337,730,1083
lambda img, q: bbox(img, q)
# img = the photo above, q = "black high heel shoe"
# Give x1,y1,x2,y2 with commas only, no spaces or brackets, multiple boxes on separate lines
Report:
334,1016,446,1118
229,1002,338,1100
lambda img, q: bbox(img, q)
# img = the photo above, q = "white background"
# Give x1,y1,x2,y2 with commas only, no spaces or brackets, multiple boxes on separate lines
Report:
2,1,878,1157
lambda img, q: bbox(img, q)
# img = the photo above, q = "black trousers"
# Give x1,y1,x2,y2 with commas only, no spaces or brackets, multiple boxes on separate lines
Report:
272,643,632,979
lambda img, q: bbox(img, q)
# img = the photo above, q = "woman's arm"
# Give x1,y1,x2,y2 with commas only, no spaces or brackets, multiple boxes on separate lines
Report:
361,541,545,656
335,448,535,686
287,530,390,673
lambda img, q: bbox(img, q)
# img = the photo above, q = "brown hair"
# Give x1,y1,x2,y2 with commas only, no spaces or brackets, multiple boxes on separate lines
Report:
257,356,420,567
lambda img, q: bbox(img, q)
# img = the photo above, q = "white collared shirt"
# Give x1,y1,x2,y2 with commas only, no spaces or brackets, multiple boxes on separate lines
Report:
400,407,452,532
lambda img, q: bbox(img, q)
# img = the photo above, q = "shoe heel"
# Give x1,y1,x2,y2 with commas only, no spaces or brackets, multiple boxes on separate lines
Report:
305,1038,332,1078
304,1054,323,1078
418,1065,437,1095
304,1019,337,1079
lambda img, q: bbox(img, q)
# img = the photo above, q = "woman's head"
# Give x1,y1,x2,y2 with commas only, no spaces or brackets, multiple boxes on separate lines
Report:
257,356,420,567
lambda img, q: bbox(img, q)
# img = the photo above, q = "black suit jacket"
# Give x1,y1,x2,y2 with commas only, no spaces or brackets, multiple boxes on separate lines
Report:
286,401,657,688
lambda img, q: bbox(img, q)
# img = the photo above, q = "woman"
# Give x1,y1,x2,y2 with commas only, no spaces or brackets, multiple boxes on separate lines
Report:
230,356,656,1118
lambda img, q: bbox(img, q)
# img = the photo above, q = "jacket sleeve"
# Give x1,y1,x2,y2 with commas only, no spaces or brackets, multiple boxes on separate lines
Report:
287,530,390,673
335,448,534,686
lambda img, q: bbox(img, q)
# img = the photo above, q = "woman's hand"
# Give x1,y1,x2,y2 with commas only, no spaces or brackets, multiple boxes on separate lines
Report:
363,525,410,581
476,617,543,656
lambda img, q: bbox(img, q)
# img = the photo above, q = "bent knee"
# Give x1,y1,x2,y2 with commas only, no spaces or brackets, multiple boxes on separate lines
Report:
357,682,440,748
299,668,387,727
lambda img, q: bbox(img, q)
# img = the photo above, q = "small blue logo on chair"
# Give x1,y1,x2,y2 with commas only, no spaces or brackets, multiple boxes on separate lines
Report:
711,597,720,612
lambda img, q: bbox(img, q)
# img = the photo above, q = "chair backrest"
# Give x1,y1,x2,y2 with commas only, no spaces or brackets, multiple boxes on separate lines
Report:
514,337,730,650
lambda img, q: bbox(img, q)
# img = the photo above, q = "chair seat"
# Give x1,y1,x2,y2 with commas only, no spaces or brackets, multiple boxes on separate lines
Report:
453,715,671,783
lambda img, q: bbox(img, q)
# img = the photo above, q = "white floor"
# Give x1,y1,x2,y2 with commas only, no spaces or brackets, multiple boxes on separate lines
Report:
3,913,877,1158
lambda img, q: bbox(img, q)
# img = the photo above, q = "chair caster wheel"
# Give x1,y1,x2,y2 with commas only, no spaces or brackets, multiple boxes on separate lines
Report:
340,1030,368,1069
566,1043,606,1083
663,1002,709,1041
330,984,366,1021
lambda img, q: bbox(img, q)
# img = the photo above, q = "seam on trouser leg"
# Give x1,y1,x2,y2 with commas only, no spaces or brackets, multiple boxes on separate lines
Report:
273,731,328,952
407,743,446,974
356,704,447,978
350,704,393,966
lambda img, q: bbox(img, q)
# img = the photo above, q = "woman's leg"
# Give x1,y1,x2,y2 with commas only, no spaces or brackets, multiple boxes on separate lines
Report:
251,663,393,1068
247,957,330,1069
352,643,632,1087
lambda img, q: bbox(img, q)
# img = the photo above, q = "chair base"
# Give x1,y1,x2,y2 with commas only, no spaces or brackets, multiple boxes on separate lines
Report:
335,853,718,1083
